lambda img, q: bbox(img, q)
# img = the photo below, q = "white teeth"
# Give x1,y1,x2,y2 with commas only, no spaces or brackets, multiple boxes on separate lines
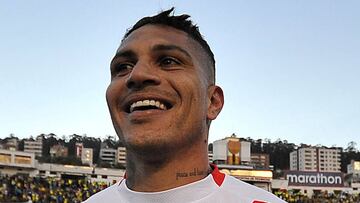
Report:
129,99,168,113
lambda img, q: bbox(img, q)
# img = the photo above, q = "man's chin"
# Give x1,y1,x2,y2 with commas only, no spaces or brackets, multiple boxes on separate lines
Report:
125,137,173,160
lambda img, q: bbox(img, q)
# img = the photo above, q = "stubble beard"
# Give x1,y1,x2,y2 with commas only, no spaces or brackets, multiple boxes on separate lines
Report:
118,120,207,164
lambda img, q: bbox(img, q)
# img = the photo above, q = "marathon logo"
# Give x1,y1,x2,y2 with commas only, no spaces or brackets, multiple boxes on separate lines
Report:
285,171,344,187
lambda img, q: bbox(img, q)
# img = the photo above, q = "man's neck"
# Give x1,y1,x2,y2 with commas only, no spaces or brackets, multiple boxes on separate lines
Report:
124,141,210,192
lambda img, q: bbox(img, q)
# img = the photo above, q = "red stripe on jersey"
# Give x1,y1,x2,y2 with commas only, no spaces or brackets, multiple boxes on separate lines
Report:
252,201,267,203
210,164,225,187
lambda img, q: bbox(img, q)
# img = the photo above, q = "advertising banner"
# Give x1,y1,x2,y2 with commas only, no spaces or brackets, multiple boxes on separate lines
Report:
285,170,344,187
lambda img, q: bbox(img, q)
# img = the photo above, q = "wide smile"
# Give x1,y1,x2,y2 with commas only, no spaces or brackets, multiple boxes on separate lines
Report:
130,99,168,113
123,96,173,114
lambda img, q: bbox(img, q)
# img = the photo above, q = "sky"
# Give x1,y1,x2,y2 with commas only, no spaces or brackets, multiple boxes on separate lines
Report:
0,1,359,149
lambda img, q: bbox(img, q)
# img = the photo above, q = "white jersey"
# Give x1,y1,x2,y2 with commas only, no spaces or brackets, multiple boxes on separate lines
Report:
83,165,286,203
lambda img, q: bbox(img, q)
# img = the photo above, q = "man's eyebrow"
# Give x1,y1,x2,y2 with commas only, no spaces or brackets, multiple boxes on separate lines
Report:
111,44,192,64
152,44,192,59
111,50,137,63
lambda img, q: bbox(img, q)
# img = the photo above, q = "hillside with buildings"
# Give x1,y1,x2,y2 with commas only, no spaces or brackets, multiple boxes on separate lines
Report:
1,133,360,198
1,133,360,172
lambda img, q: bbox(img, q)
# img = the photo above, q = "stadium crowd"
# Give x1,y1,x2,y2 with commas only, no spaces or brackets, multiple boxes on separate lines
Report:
1,174,360,202
0,175,109,203
275,190,360,203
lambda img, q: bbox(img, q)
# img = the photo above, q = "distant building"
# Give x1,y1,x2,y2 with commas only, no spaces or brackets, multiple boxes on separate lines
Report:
75,143,83,158
276,146,346,197
208,143,213,163
212,134,273,191
290,146,341,172
251,153,270,169
0,149,35,175
346,160,360,193
50,144,68,157
35,163,124,184
116,147,126,167
0,149,124,184
208,152,213,163
4,137,18,151
24,136,43,157
348,160,360,174
99,147,117,165
81,148,93,166
212,134,251,165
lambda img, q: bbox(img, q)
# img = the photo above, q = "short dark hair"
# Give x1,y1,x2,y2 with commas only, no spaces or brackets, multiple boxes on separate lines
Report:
122,7,215,84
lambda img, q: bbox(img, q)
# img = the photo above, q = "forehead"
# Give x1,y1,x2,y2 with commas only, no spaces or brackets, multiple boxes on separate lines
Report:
117,24,200,55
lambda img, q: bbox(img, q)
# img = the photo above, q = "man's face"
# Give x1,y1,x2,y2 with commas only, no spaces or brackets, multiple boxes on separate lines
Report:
106,25,220,155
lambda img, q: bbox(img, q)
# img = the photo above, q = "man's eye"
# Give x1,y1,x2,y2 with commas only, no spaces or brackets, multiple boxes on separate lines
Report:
159,57,180,66
113,63,133,76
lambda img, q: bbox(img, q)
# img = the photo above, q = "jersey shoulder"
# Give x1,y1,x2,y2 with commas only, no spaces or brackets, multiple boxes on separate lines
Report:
82,182,120,203
219,175,286,203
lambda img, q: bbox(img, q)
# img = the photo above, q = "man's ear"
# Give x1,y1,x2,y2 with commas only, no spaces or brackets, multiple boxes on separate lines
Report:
207,85,224,120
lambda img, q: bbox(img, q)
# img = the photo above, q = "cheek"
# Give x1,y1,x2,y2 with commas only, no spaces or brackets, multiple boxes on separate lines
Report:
105,85,115,108
106,81,124,107
106,84,125,135
187,85,209,116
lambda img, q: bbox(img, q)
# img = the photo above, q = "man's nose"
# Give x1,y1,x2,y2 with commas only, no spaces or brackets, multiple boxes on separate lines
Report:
125,62,161,89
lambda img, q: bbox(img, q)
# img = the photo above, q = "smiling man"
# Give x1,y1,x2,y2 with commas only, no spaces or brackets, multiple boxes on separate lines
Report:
84,8,285,203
